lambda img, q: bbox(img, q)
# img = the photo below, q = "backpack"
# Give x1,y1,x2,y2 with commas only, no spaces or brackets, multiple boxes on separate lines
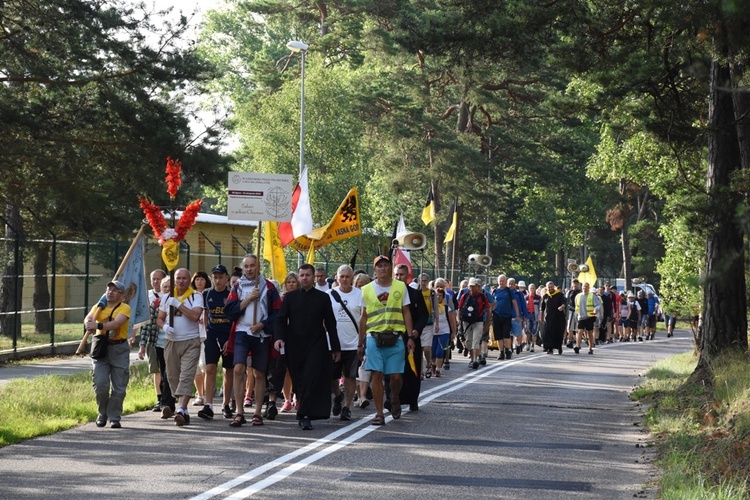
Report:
460,293,484,324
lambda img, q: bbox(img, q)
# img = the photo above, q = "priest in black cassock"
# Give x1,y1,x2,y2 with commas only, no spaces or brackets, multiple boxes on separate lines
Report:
275,263,341,430
541,281,567,355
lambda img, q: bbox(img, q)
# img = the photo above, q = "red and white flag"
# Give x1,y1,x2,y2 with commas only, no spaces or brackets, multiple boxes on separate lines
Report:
278,166,313,247
393,247,413,284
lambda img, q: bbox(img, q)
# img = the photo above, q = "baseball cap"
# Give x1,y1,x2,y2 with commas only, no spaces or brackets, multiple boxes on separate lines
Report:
627,291,634,298
373,255,391,266
468,277,478,286
211,264,228,274
518,280,526,288
107,280,125,292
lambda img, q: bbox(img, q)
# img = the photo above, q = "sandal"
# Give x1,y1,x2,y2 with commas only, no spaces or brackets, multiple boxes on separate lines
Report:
229,414,246,427
371,414,386,426
251,414,263,426
390,396,401,419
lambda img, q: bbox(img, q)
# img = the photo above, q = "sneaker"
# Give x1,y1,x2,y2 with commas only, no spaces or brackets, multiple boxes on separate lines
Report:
281,400,293,412
359,399,370,409
472,360,479,369
516,345,522,355
198,405,214,420
193,397,204,406
479,355,487,366
230,399,237,412
161,406,174,419
340,406,352,421
243,397,253,408
530,346,535,353
498,351,505,360
444,360,450,370
332,393,343,417
174,411,190,426
151,400,162,412
468,360,474,368
566,341,574,349
222,404,234,419
638,336,643,342
588,349,594,355
574,346,580,354
525,343,531,351
434,370,441,378
505,349,513,360
265,402,278,420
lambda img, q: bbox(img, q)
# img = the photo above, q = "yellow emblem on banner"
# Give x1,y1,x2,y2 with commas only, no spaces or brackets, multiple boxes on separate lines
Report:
290,188,361,252
161,239,179,271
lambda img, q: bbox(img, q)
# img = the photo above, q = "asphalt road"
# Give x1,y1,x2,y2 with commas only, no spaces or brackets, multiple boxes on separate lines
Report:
0,331,694,499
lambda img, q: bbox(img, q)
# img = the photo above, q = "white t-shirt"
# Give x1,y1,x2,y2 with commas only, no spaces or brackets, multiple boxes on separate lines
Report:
159,291,203,341
328,287,363,351
435,300,455,335
315,282,331,291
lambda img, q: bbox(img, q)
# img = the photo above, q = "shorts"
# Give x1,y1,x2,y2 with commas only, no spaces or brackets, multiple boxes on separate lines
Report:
492,313,512,340
618,317,628,327
647,314,657,328
511,318,523,337
640,315,649,326
332,350,358,379
666,316,676,328
627,319,639,330
204,329,234,368
232,331,270,373
525,317,539,336
463,322,483,350
420,326,434,348
431,333,450,359
364,334,405,375
146,343,159,374
566,310,577,331
577,316,596,331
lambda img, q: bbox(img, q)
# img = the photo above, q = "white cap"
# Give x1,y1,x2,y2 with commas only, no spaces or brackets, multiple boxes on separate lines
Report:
468,277,478,286
518,280,526,288
627,291,635,298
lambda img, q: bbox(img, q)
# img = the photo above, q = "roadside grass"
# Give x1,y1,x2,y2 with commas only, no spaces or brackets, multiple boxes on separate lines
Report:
0,363,155,447
633,350,750,498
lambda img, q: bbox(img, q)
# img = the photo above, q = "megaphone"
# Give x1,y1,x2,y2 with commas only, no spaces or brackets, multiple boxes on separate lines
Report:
395,232,426,250
579,264,589,273
468,254,492,267
567,262,579,272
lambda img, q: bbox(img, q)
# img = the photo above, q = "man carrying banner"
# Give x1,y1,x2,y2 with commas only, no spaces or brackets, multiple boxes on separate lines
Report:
84,281,131,429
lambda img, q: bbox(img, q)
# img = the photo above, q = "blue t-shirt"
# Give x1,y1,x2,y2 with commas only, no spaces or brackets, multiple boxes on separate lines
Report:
492,287,515,318
512,289,526,319
204,288,231,335
647,296,659,315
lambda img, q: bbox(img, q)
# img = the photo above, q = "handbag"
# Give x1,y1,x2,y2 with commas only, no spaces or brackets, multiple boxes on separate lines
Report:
90,334,108,359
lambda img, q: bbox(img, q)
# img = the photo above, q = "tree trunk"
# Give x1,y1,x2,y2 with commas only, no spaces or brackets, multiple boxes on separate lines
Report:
621,223,631,289
694,55,748,382
33,243,51,333
0,204,23,339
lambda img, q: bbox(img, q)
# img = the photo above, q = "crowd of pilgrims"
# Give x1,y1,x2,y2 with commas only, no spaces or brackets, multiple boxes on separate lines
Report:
133,260,671,430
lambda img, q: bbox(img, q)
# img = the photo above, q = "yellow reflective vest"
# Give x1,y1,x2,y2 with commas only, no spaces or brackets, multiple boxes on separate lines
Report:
362,280,407,333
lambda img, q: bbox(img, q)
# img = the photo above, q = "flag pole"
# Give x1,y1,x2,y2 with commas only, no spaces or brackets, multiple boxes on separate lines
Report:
254,221,263,319
76,224,147,354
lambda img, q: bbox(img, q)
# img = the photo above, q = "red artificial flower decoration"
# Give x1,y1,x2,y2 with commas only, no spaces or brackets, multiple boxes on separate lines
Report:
175,199,203,241
165,157,182,199
139,196,167,238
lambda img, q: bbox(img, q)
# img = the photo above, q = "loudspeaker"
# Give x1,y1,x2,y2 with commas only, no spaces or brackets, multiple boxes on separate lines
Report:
567,262,579,273
468,254,492,267
395,232,426,250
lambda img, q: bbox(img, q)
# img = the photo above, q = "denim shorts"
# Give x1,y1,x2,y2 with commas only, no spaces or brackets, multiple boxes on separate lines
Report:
364,334,405,375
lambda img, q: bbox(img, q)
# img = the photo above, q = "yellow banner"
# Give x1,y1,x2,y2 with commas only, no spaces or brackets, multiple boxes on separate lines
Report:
263,221,287,282
577,256,598,287
289,188,361,252
161,239,179,271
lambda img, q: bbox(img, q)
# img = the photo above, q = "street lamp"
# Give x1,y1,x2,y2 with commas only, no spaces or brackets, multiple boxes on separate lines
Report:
287,40,308,175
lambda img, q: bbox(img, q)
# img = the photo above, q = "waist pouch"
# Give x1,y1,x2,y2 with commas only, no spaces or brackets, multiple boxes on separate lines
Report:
371,331,400,348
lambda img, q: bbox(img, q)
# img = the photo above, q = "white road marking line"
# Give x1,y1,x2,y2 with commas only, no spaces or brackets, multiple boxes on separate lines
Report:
195,336,691,498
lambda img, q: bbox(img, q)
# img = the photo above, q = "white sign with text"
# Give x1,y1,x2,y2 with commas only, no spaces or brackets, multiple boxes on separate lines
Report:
227,172,294,221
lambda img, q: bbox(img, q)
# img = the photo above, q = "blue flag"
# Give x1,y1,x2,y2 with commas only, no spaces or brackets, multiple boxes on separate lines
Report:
116,230,150,331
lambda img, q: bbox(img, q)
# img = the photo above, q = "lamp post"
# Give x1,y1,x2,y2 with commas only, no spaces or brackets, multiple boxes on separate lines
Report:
287,40,309,175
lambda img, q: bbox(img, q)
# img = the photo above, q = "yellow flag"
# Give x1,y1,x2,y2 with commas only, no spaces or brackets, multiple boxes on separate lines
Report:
305,243,315,265
443,202,457,244
577,256,598,287
290,188,362,252
421,186,436,225
161,239,179,271
263,221,287,282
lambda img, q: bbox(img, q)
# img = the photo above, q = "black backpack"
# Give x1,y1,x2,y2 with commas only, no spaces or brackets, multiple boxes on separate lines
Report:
460,293,483,324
